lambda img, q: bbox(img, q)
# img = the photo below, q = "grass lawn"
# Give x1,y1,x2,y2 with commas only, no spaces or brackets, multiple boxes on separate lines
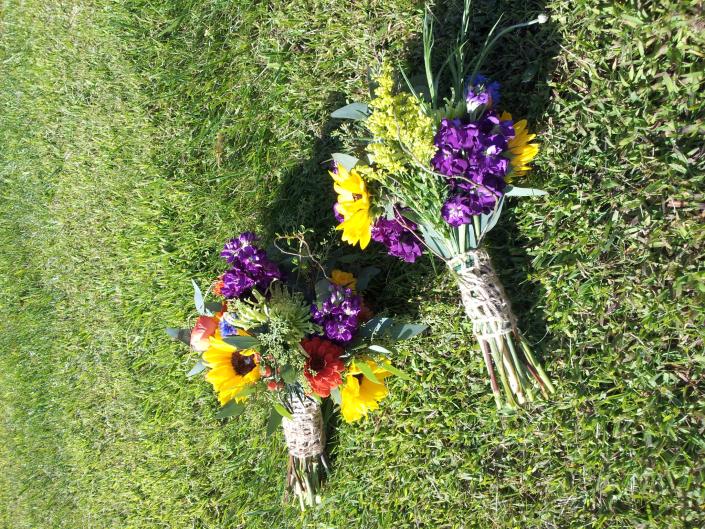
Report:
1,0,704,527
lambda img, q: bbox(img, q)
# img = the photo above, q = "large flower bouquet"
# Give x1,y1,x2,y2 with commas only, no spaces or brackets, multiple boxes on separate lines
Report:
328,8,554,408
167,232,425,508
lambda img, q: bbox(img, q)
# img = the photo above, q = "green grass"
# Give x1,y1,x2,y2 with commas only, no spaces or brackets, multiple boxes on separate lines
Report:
1,0,704,528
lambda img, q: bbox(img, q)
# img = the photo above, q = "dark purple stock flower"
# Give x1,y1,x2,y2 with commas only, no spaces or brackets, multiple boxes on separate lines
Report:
219,233,282,299
431,106,515,228
371,216,423,263
311,285,361,344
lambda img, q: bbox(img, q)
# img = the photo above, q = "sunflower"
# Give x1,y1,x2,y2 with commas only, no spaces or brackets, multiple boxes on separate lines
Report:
340,358,392,423
330,164,373,249
501,111,539,178
203,328,260,405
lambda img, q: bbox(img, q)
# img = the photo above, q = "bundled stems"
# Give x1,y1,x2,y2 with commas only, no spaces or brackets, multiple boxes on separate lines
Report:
282,395,328,509
451,248,554,408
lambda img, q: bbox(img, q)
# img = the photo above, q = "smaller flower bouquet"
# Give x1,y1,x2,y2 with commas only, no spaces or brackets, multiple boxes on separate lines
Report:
167,233,425,509
328,8,555,408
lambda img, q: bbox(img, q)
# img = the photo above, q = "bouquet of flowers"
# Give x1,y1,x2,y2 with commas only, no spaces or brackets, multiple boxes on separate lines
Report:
328,7,554,408
167,232,425,508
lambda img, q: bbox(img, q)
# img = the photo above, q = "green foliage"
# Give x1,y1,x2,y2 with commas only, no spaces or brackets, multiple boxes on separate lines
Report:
1,0,704,528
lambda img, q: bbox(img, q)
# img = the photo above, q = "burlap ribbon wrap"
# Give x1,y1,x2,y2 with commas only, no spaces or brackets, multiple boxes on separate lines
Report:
282,396,325,459
447,248,517,341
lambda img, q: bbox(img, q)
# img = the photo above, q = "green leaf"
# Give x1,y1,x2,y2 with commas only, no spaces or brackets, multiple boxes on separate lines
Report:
357,316,394,338
381,361,413,381
355,266,380,291
329,386,342,405
192,279,206,315
368,344,393,355
385,323,428,341
166,327,191,345
273,402,293,420
266,408,282,437
315,278,331,303
205,301,224,314
504,186,547,197
356,361,381,384
331,152,359,171
215,400,246,419
280,365,298,384
331,103,369,120
479,197,505,237
222,335,260,350
186,359,206,377
231,386,256,400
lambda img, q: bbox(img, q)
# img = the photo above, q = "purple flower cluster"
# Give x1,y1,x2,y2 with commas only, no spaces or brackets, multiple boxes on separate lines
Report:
431,97,515,226
311,285,361,344
372,216,423,263
219,232,282,299
465,74,501,112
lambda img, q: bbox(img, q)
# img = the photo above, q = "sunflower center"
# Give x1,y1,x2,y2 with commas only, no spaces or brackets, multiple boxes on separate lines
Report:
231,352,256,376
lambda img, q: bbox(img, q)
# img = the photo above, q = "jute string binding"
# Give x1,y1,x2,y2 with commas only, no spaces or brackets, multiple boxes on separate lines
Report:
282,395,325,459
447,248,517,341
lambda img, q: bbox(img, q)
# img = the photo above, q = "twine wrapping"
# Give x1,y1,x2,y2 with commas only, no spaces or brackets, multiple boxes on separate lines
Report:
448,248,517,341
282,396,325,459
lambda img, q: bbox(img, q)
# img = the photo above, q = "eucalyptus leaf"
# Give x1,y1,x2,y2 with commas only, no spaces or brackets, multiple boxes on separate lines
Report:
186,359,206,377
222,335,260,350
385,323,429,341
192,279,207,315
266,408,283,437
355,266,380,291
356,361,381,384
331,152,359,171
331,102,369,120
315,278,331,303
357,316,394,339
273,402,293,420
505,186,548,197
231,386,257,400
215,400,246,419
329,386,342,405
382,362,413,381
368,344,393,355
205,301,224,314
166,327,191,345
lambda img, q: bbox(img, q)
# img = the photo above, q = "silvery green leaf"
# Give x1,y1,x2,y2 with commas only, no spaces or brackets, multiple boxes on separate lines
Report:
273,402,293,420
222,336,260,350
187,359,206,377
192,279,207,315
329,387,342,405
331,102,369,120
381,362,413,381
356,361,381,384
385,323,428,341
205,301,224,314
505,186,547,197
355,266,380,291
357,316,394,339
368,344,393,355
166,327,191,345
315,278,331,303
266,408,282,437
215,400,246,419
331,152,359,171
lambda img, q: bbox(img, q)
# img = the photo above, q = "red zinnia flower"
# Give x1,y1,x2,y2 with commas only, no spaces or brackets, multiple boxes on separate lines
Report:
302,337,345,397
